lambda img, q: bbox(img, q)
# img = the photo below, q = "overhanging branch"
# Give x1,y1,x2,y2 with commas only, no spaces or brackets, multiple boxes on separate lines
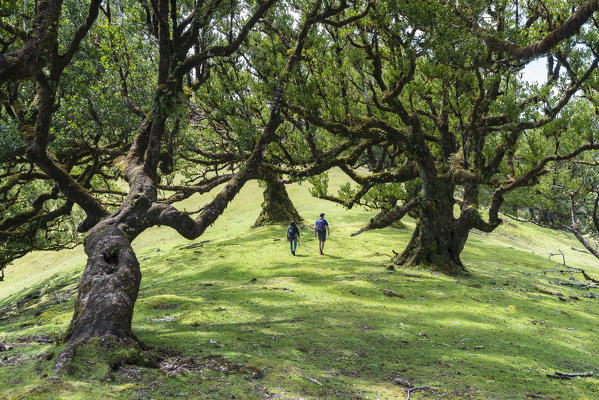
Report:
351,197,420,236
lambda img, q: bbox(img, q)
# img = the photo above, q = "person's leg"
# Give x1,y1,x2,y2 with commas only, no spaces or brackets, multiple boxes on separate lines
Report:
290,240,293,253
292,239,297,253
318,231,326,254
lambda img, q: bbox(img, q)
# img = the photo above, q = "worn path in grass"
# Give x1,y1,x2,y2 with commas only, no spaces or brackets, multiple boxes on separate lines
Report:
1,177,598,399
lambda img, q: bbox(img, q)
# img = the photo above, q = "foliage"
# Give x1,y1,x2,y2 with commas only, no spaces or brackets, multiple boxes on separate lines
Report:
3,0,599,382
271,0,599,272
308,172,329,198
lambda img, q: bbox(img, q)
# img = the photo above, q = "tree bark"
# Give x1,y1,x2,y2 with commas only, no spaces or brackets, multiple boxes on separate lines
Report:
253,174,302,227
53,223,146,373
66,224,140,341
392,186,469,275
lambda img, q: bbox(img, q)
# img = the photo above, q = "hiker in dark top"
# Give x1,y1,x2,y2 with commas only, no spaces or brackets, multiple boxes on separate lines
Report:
314,213,330,255
287,220,300,256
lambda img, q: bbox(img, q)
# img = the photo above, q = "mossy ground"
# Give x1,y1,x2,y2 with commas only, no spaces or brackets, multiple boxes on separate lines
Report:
1,174,598,399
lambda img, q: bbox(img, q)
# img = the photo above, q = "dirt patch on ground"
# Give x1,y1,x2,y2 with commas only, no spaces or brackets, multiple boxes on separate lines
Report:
116,365,145,382
13,334,54,344
151,303,179,310
155,349,263,378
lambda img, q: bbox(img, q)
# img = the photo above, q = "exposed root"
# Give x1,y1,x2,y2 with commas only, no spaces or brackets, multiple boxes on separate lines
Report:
54,334,155,377
392,247,468,276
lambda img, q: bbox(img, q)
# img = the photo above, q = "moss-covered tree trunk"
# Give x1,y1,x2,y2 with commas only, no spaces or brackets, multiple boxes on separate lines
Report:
392,207,469,275
253,173,302,226
53,223,146,373
392,165,470,275
65,225,140,342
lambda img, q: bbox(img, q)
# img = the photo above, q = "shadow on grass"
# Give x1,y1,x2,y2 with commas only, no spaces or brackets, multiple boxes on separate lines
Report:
129,232,599,399
2,223,598,399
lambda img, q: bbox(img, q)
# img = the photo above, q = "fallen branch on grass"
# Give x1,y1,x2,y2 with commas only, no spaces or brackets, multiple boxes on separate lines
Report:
534,287,563,297
561,265,599,284
179,241,209,250
406,385,431,400
548,249,599,283
305,376,323,386
535,269,576,274
546,371,594,379
571,247,591,254
554,280,598,289
549,249,567,265
377,288,404,298
524,250,599,292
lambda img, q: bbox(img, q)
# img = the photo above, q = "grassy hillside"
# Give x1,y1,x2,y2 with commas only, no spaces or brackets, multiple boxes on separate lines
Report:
1,176,598,399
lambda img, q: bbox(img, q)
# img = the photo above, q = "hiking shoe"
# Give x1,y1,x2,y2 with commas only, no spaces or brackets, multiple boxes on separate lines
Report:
319,251,323,255
292,251,295,256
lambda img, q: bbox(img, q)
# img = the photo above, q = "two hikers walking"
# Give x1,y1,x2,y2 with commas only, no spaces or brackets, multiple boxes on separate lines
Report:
287,213,330,256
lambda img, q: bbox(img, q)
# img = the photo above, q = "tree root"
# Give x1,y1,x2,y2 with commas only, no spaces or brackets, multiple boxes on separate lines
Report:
392,248,469,276
54,334,156,377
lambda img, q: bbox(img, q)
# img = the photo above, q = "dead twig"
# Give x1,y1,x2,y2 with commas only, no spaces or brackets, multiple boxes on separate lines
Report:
305,376,323,386
562,265,599,284
377,288,404,298
554,280,598,289
533,269,574,276
548,249,599,283
179,242,204,250
406,385,431,400
549,249,566,265
547,371,594,379
534,287,563,297
571,247,591,254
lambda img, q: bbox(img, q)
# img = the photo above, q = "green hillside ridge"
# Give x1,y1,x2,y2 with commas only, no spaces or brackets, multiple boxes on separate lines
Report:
1,177,598,399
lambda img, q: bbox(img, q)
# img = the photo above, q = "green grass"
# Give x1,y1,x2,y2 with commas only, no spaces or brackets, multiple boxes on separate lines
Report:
1,176,598,399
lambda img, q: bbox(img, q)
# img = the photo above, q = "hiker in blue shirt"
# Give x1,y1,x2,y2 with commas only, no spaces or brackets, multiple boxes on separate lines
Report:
287,221,300,256
314,213,330,255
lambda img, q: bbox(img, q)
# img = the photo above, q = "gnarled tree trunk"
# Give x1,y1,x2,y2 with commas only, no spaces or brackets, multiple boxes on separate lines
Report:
391,174,501,275
54,223,147,374
393,215,470,275
254,173,302,227
65,225,140,342
392,180,470,275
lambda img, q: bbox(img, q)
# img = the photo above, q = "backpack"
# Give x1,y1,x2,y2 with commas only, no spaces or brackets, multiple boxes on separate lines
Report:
315,218,326,232
287,226,297,240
